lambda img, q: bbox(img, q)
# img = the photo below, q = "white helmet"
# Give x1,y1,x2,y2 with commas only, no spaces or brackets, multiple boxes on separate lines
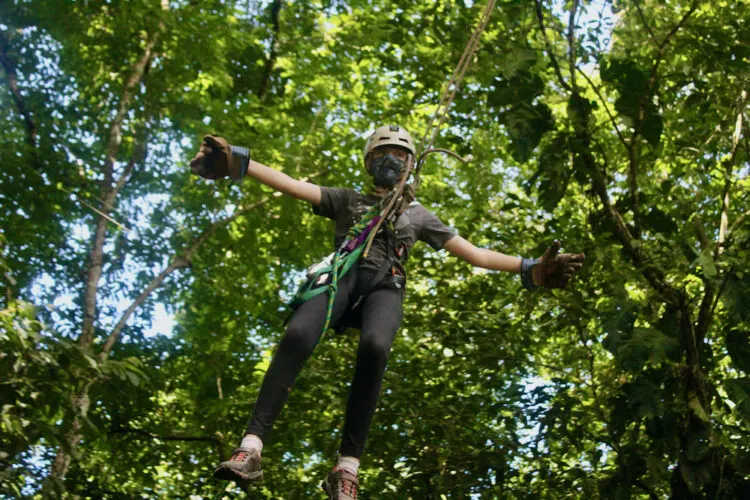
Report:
363,125,416,162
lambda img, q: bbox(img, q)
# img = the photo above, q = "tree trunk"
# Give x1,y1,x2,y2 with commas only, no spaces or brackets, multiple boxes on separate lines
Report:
45,383,91,490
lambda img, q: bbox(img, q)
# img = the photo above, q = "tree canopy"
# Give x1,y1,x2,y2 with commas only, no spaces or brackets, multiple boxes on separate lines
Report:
1,0,749,498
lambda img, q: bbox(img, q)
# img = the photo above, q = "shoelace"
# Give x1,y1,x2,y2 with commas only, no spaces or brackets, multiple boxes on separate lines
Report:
231,451,248,462
341,479,357,498
338,471,358,498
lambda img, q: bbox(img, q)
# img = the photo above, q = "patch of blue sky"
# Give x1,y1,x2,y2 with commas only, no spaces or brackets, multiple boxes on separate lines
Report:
551,0,617,75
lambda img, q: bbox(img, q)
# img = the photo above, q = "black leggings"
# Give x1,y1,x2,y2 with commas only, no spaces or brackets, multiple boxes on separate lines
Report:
245,266,403,458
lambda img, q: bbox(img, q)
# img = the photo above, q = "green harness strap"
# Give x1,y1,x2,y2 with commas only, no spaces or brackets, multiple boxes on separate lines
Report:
287,203,384,332
320,204,382,333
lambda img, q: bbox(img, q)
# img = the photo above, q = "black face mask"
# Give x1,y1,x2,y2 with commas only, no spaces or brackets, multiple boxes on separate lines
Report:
369,153,406,187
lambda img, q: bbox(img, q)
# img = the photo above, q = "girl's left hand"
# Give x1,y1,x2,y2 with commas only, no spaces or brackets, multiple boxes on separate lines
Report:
532,240,585,289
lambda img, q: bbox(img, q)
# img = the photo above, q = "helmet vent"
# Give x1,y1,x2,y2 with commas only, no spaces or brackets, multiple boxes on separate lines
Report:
389,125,399,132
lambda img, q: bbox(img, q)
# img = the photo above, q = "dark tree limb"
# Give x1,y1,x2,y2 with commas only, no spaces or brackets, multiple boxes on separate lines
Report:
81,34,161,348
52,4,170,486
0,30,37,149
576,66,628,150
628,2,697,239
49,380,94,483
632,0,659,49
110,426,228,460
694,217,714,341
258,0,283,102
566,0,579,91
99,170,325,361
109,427,222,444
81,139,148,347
533,0,571,92
717,90,746,256
563,1,681,307
657,3,698,51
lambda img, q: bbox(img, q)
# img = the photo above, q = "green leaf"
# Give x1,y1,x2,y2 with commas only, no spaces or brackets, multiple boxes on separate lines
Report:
726,330,750,372
533,134,572,212
490,71,554,162
489,71,545,107
697,251,718,279
687,391,710,423
600,58,649,120
642,207,678,234
600,57,662,147
725,378,750,421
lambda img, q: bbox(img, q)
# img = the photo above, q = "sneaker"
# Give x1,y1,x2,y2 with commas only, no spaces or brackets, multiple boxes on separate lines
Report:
321,467,359,500
213,447,263,489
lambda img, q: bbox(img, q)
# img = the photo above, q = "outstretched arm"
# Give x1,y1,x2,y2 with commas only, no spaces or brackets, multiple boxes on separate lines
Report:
245,160,321,205
444,236,522,273
444,236,585,289
189,135,321,205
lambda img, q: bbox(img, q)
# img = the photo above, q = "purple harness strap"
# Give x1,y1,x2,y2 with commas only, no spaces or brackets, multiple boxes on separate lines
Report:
342,215,381,253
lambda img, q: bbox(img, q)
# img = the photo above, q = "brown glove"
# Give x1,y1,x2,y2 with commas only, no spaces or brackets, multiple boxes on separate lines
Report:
189,135,249,182
531,240,585,289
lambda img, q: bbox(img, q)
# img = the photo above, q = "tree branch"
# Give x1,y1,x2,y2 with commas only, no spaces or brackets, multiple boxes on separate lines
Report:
81,139,148,347
533,0,571,91
102,27,163,187
567,0,579,92
576,66,628,151
81,28,163,348
258,0,283,102
627,141,642,238
573,318,623,456
717,89,746,256
728,209,749,236
113,141,145,199
590,151,680,304
99,171,325,360
109,426,221,444
0,30,37,149
99,258,188,359
562,0,681,303
628,3,697,240
696,281,714,344
658,3,698,51
632,0,659,49
569,72,680,305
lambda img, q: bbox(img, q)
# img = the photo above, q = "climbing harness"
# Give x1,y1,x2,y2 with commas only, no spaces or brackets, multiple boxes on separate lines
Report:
288,203,383,331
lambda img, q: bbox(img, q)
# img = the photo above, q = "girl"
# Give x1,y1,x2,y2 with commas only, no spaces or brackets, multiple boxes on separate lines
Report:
189,125,584,499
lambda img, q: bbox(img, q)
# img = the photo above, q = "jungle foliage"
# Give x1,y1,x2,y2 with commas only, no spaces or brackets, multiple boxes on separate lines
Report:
1,0,749,498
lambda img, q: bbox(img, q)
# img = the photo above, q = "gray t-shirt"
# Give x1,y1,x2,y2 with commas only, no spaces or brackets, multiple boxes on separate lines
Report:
313,186,457,271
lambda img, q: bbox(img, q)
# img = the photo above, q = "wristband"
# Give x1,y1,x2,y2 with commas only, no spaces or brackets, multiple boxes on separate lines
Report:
521,257,540,291
230,145,250,182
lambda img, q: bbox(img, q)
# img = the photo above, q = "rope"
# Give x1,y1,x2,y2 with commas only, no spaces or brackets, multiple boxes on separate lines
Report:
419,0,497,154
363,0,497,255
311,0,498,325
